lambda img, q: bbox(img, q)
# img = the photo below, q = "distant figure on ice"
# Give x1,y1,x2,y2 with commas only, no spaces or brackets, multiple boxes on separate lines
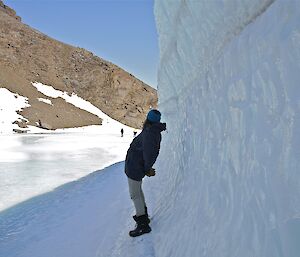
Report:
124,109,166,237
133,130,137,137
120,128,124,137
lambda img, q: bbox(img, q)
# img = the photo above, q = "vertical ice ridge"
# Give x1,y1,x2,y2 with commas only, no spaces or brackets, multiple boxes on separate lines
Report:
156,0,276,103
154,0,300,256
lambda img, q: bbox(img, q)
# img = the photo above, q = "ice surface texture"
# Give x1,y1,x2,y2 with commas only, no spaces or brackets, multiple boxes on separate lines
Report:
154,0,300,256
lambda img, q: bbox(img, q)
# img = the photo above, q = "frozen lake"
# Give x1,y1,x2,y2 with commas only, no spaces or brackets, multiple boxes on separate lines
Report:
0,130,133,211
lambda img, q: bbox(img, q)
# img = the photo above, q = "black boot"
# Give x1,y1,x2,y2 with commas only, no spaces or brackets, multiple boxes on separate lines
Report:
133,207,150,224
129,214,151,237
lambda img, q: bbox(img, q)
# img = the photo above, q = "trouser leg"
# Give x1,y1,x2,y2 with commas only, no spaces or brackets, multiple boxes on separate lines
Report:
127,177,146,216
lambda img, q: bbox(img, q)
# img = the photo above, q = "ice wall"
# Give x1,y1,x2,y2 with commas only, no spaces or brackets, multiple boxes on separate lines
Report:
154,0,300,256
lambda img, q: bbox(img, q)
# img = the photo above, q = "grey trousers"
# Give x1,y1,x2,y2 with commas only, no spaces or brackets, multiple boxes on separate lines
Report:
127,177,146,216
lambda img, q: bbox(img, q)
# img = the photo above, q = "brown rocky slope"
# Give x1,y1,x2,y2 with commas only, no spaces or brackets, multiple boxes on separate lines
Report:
0,1,157,130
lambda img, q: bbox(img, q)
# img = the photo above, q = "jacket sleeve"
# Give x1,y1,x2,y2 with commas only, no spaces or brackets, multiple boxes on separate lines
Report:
142,130,161,173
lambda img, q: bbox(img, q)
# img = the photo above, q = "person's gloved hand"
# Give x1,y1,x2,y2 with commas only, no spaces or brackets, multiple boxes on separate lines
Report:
146,167,156,177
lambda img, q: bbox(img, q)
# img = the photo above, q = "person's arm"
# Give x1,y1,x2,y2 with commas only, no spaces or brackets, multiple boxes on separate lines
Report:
142,131,161,173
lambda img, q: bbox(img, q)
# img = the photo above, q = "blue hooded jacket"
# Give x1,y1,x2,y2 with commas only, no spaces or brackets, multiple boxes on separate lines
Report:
125,122,166,181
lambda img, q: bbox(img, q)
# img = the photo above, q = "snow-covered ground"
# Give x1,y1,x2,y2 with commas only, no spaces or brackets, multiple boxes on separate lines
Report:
0,80,157,257
0,162,157,257
1,81,154,257
0,82,138,211
0,131,134,211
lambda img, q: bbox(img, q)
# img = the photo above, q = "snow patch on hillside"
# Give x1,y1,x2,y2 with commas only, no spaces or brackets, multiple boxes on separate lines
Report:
0,88,30,134
37,97,53,105
32,82,120,126
31,82,134,134
1,82,136,134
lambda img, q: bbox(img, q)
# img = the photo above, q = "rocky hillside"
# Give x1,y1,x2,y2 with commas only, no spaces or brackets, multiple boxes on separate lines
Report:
0,1,157,130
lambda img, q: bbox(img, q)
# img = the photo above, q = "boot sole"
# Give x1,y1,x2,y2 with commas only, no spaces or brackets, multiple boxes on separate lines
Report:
129,227,151,237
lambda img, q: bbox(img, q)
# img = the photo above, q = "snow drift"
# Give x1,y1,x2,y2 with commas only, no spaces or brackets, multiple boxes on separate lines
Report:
154,0,300,256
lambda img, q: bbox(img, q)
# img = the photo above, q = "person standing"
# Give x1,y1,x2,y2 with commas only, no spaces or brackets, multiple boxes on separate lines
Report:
120,128,124,137
125,109,166,237
133,130,137,137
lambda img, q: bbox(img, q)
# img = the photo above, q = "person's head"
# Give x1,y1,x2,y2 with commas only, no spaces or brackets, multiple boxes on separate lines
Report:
143,109,161,128
147,109,161,123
